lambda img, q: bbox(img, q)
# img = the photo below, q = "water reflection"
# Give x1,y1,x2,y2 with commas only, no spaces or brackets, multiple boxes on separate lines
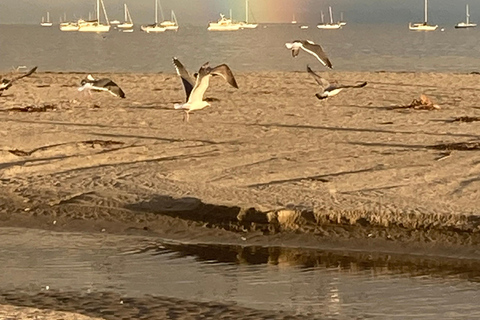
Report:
1,228,480,319
131,241,480,283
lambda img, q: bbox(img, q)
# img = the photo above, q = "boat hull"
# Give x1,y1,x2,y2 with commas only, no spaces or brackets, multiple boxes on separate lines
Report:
317,24,342,29
141,25,166,33
455,23,477,28
60,24,79,31
78,24,111,32
409,23,438,31
40,22,53,27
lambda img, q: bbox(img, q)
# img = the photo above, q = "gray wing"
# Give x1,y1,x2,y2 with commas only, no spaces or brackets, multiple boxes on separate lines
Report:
301,41,333,68
172,57,195,101
187,62,211,103
1,66,37,92
94,78,126,98
210,64,239,89
306,65,330,90
330,82,367,90
11,66,38,82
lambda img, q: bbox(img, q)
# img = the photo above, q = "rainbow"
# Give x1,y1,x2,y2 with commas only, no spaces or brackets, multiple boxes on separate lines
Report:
209,0,307,23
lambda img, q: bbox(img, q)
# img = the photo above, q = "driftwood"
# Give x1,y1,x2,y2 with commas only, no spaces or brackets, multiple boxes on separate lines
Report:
404,94,440,110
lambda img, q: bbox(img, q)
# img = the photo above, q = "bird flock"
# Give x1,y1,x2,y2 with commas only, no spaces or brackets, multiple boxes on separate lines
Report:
1,39,367,122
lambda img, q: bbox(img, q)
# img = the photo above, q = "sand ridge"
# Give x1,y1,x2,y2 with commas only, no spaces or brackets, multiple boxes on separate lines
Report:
0,70,480,239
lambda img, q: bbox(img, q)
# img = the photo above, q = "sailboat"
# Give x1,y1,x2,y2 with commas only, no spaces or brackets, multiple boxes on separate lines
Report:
291,14,297,24
40,12,53,27
338,12,347,26
455,4,477,28
141,0,166,33
317,7,342,29
160,10,179,31
78,0,111,32
409,0,438,31
208,10,240,31
117,3,134,30
60,13,79,31
239,0,258,29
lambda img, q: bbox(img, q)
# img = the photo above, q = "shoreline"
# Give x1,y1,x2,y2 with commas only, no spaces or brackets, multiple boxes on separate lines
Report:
1,70,480,255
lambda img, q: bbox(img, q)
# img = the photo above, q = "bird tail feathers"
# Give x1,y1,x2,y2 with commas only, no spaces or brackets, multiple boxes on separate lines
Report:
174,103,186,110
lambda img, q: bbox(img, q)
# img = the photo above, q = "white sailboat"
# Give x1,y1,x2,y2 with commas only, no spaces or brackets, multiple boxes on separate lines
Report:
117,3,134,30
317,7,342,29
338,12,347,26
59,12,79,31
78,0,111,32
40,12,53,27
291,14,297,24
208,10,240,31
239,0,258,29
455,4,477,28
160,10,179,31
141,0,167,33
409,0,438,31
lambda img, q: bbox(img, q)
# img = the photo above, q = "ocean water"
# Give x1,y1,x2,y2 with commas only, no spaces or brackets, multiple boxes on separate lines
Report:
2,23,480,73
1,228,480,319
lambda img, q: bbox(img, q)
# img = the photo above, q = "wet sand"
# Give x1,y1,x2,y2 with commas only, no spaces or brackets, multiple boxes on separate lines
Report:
1,70,480,318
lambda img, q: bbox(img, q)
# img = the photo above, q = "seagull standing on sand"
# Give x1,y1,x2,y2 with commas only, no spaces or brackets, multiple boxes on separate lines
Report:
307,65,367,100
78,74,126,98
0,66,37,96
285,40,333,68
173,58,239,122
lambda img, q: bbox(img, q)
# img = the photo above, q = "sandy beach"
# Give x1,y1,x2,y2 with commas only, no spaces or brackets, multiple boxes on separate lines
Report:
1,69,480,318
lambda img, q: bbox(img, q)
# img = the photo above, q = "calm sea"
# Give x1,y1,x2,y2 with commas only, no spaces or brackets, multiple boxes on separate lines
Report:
1,24,480,73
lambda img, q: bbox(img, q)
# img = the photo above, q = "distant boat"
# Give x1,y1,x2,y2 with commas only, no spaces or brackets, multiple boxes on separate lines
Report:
317,7,342,29
117,3,134,30
409,0,438,31
300,25,309,29
160,10,179,31
291,14,297,24
455,4,477,29
238,0,258,29
40,12,53,27
208,11,240,31
59,12,79,31
78,0,111,32
59,22,79,31
338,12,347,26
141,0,167,33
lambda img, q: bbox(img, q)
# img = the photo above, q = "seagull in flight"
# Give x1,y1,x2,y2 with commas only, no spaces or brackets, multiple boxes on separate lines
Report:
307,65,367,100
78,74,126,98
0,66,37,96
285,40,333,68
173,58,238,122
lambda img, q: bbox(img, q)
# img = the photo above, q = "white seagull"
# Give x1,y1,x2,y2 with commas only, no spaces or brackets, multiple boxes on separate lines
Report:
285,40,333,68
78,74,126,98
173,59,238,122
0,66,37,96
307,65,367,100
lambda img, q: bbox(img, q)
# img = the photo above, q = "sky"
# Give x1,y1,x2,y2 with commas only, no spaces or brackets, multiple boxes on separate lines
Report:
0,0,478,25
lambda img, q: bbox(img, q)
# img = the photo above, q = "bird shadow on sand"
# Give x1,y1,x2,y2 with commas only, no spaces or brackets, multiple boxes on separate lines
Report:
125,194,244,226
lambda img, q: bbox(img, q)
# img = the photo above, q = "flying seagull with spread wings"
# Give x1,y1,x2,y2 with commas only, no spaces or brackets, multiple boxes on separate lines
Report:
78,74,126,98
307,65,367,100
285,40,333,68
173,60,239,122
0,66,38,96
172,57,238,103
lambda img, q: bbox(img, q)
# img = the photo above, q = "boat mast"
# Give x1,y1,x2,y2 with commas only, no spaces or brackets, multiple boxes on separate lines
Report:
424,0,428,23
329,6,333,24
124,3,127,22
154,0,158,24
97,0,100,21
100,0,109,25
230,8,233,20
158,0,165,21
47,12,50,22
246,0,248,23
321,11,324,23
467,4,470,25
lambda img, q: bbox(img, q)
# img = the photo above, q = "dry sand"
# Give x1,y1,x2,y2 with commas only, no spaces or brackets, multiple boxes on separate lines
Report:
1,70,480,318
